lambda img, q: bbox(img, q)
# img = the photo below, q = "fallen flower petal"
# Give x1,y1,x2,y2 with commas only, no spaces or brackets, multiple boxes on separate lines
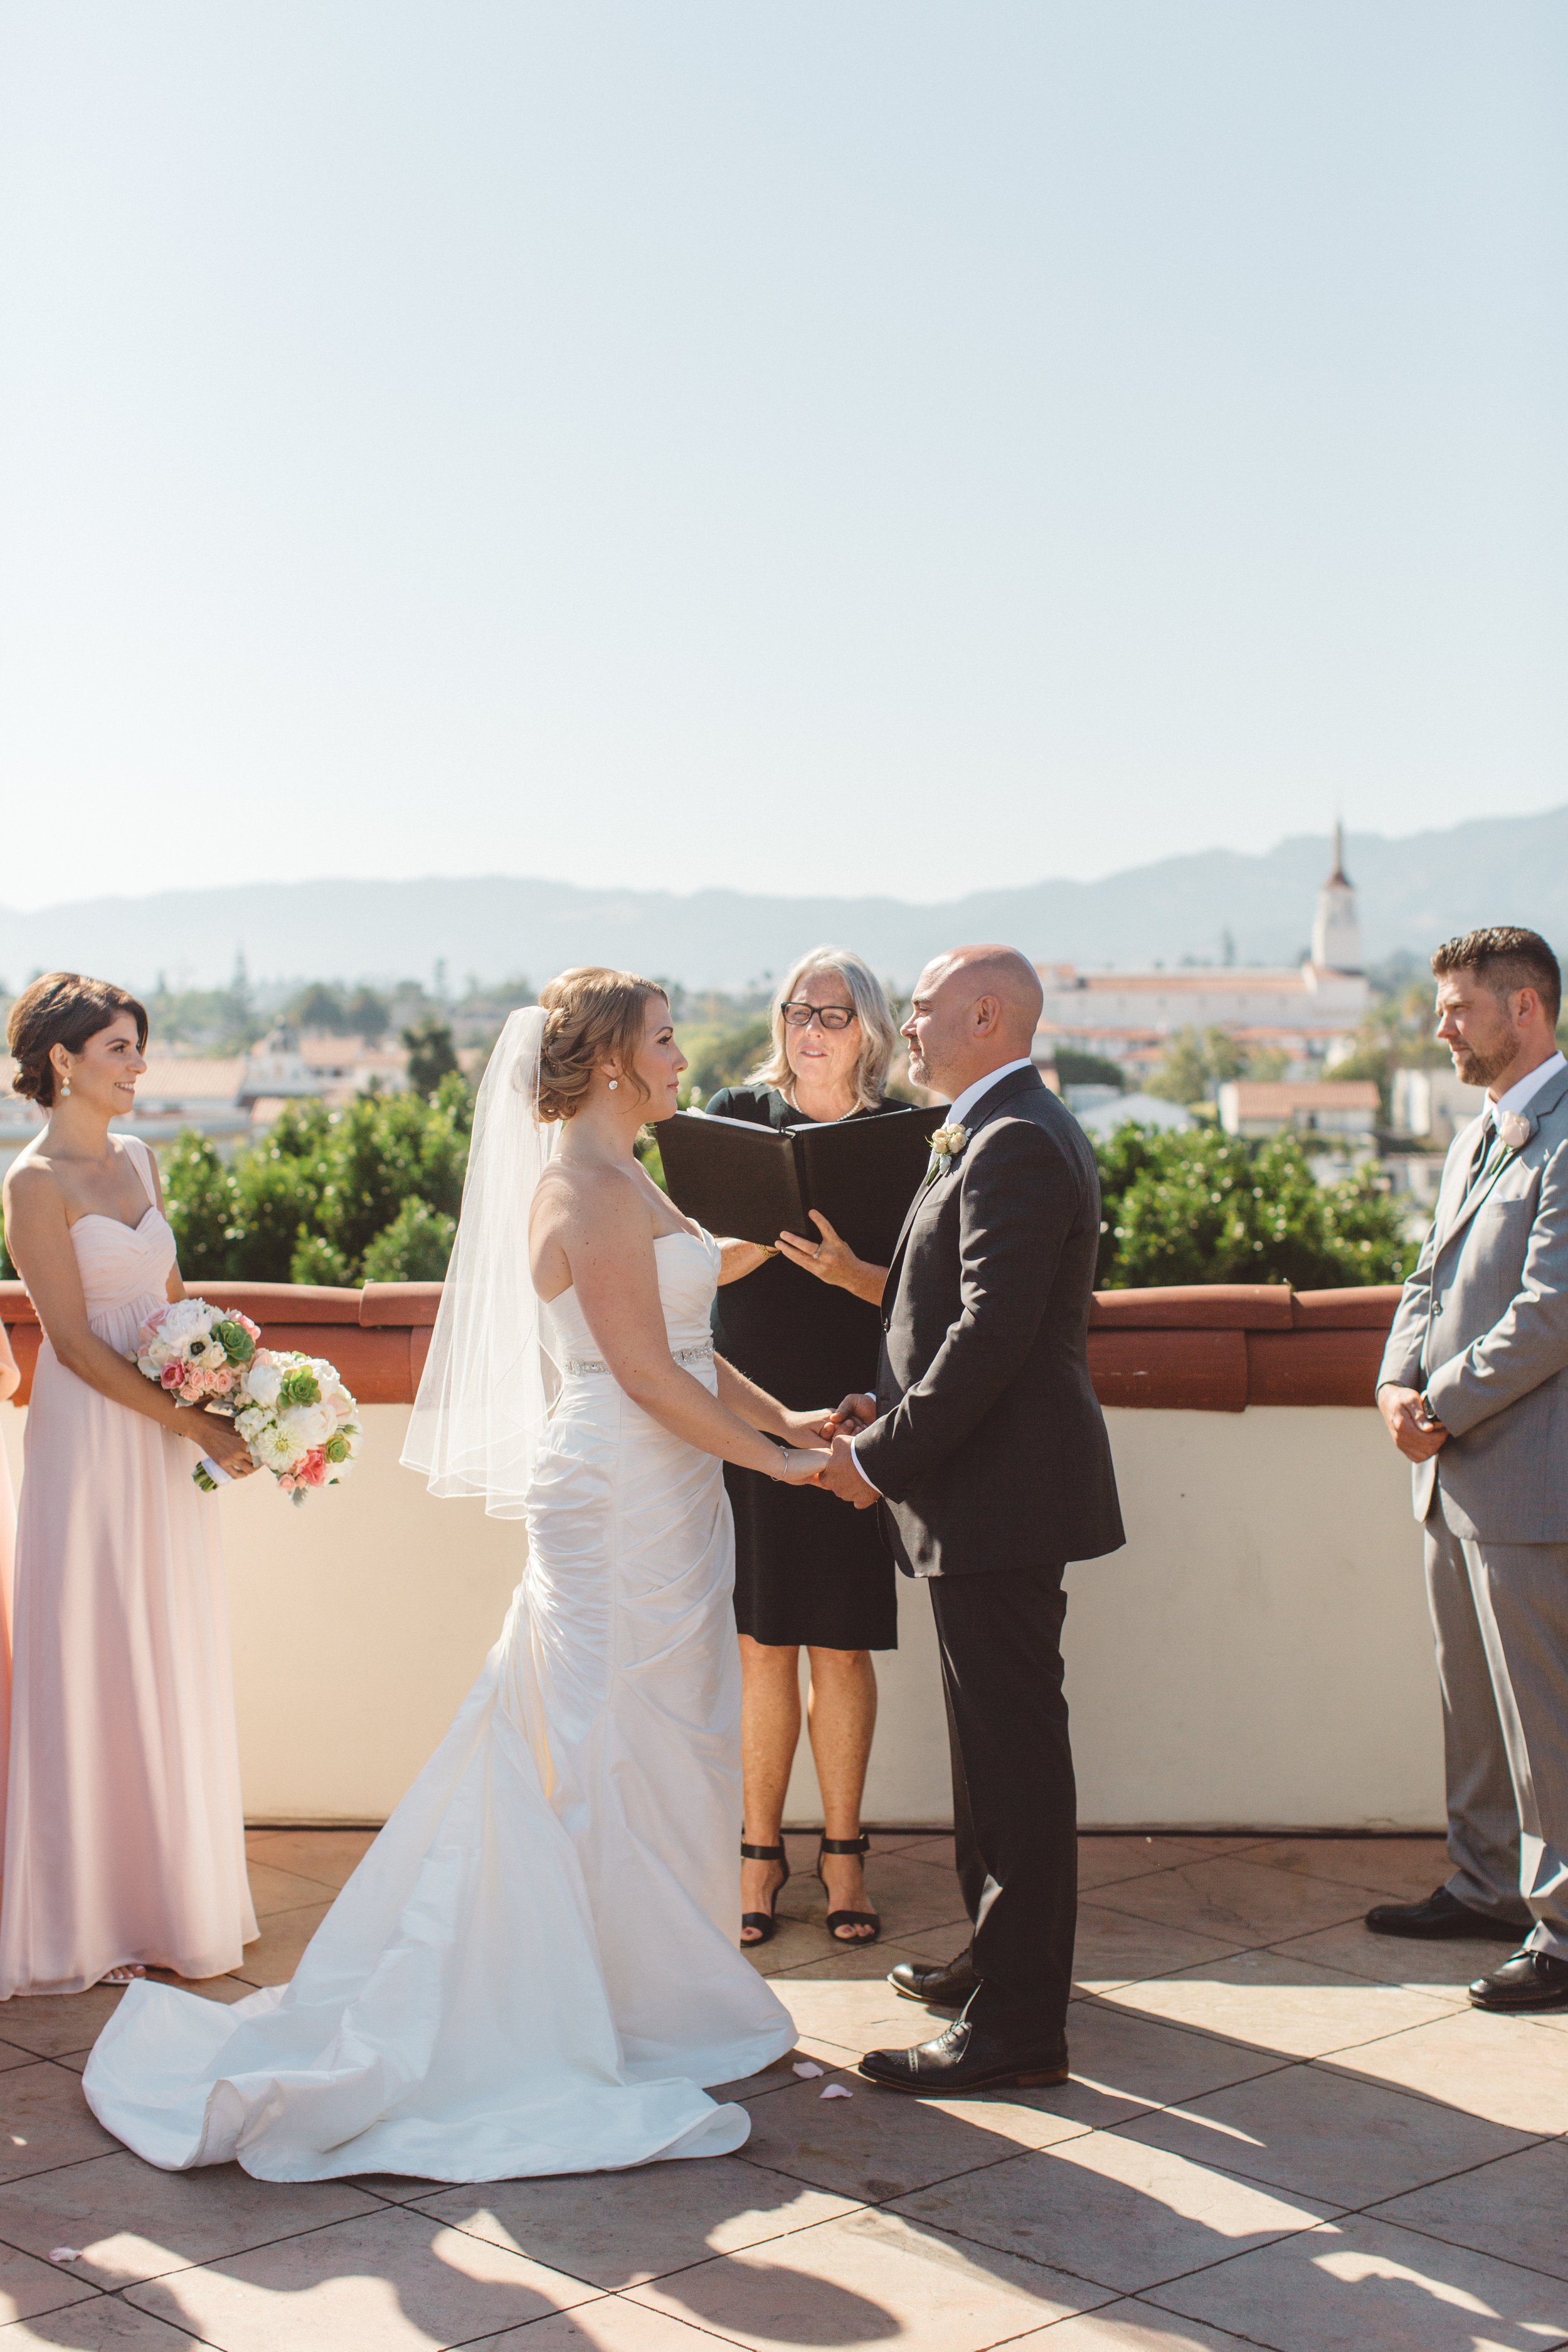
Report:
48,2249,81,2264
819,2082,853,2099
792,2060,824,2079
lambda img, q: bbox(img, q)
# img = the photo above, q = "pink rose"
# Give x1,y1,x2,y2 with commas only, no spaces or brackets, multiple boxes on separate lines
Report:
161,1364,184,1390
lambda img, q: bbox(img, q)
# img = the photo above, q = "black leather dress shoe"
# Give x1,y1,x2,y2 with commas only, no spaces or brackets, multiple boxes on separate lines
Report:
887,1954,980,2009
859,2016,1069,2095
1468,1949,1568,2011
1364,1887,1526,1942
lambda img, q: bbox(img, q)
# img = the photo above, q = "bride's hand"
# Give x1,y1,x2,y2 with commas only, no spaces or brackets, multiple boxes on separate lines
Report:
779,1406,836,1445
775,1444,832,1486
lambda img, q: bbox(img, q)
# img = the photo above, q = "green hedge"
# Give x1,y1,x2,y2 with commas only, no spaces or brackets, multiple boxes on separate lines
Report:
1093,1123,1417,1290
162,1074,472,1286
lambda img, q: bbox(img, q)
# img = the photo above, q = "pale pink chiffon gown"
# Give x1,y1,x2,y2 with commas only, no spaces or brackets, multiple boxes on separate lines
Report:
0,1137,256,1997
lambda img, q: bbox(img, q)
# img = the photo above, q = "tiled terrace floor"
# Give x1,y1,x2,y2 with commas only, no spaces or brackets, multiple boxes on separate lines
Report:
0,1830,1565,2349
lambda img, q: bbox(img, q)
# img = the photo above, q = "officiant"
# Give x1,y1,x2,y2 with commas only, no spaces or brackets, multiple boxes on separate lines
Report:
710,948,904,1950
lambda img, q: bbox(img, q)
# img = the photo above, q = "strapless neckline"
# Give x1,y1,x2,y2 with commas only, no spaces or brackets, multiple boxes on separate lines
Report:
538,1226,707,1311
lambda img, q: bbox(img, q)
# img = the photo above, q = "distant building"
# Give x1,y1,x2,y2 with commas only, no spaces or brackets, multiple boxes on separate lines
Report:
1217,1080,1379,1142
1035,835,1370,1073
1391,1066,1481,1148
241,1027,410,1108
1073,1091,1195,1141
1311,822,1362,973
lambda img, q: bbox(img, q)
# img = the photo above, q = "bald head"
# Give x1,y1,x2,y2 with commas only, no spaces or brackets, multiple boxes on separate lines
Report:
903,943,1044,1099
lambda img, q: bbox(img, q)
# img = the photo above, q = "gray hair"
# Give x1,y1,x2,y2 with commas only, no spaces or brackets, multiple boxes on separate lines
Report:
748,946,898,1113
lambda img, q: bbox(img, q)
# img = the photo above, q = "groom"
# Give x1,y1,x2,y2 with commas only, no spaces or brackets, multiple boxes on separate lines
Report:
818,943,1124,2092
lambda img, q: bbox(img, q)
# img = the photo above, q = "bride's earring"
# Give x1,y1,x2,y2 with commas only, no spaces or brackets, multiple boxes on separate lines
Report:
607,1078,618,1091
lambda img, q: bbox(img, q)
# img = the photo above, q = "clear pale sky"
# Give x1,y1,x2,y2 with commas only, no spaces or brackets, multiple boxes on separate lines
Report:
1,1,1562,911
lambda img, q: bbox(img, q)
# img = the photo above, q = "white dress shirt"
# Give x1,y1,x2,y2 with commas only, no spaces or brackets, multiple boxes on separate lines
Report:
1490,1050,1565,1123
849,1057,1042,1512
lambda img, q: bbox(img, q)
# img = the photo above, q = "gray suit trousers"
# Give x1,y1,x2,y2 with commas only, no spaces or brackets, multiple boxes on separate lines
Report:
1426,1491,1568,1954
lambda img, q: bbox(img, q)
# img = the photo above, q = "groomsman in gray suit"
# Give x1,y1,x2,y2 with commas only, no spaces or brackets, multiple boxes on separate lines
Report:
1374,926,1568,2012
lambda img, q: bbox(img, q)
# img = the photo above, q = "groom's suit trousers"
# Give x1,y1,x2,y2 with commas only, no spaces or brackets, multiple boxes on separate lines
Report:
1426,1492,1568,1954
929,1565,1076,2040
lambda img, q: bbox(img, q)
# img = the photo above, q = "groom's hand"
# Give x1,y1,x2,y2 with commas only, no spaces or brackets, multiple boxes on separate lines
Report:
824,1391,877,1438
818,1433,880,1508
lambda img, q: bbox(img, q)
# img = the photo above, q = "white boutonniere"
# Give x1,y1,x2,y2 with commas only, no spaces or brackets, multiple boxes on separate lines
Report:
926,1122,969,1177
1496,1110,1532,1155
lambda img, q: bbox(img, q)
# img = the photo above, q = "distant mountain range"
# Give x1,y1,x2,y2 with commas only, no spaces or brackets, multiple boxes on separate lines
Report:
3,808,1565,993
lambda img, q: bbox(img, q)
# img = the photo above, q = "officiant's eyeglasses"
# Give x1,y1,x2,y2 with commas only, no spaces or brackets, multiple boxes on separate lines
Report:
781,1002,857,1030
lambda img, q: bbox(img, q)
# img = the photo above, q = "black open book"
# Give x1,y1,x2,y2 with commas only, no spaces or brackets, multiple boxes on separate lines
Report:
655,1102,948,1265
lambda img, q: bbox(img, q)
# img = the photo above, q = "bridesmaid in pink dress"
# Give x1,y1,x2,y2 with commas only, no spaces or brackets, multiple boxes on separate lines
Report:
0,1322,19,1850
0,975,258,1998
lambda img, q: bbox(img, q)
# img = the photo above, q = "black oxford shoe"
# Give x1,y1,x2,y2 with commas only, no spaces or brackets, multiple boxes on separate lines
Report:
1365,1887,1526,1942
887,1954,980,2009
1468,1949,1568,2012
859,2016,1069,2096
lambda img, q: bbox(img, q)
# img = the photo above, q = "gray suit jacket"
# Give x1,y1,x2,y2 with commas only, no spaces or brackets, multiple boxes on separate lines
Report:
1379,1061,1568,1540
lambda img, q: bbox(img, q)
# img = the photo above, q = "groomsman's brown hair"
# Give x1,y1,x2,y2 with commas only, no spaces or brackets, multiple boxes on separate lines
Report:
1431,929,1561,1025
8,972,149,1106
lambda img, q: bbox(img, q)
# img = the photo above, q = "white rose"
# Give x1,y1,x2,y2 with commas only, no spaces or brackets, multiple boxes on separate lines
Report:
281,1399,337,1451
235,1406,268,1442
245,1360,283,1411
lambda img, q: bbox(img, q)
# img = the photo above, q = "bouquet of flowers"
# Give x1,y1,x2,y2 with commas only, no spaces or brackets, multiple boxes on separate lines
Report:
135,1298,262,1402
132,1301,361,1504
225,1351,362,1503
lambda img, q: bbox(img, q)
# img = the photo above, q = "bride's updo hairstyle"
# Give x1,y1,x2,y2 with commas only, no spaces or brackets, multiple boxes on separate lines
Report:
536,967,667,1122
8,972,149,1107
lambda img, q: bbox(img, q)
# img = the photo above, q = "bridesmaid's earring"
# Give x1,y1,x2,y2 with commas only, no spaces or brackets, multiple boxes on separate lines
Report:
60,1074,71,1098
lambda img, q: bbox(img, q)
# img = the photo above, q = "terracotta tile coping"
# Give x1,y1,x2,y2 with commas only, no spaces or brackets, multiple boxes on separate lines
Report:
0,1279,1398,1412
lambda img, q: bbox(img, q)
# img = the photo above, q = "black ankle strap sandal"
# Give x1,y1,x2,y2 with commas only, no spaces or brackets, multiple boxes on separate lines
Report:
817,1832,881,1944
740,1839,790,1946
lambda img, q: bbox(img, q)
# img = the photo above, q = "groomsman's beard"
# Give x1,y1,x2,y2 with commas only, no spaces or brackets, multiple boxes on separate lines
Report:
1449,1037,1519,1089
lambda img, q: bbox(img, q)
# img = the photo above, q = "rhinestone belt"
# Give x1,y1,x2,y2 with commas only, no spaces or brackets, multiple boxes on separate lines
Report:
561,1340,715,1377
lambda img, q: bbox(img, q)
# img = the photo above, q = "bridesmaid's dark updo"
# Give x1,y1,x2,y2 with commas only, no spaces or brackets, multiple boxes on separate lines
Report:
8,972,149,1107
536,967,666,1122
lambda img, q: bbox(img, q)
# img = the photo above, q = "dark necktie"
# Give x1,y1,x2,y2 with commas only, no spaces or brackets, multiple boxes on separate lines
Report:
1464,1116,1499,1198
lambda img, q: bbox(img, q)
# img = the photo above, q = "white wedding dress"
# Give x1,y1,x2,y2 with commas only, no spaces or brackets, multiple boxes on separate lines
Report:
83,1230,795,2181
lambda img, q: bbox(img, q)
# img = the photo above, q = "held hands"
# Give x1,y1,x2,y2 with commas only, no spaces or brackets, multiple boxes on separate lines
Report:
768,1397,879,1500
775,1444,833,1486
825,1392,877,1438
1377,1384,1448,1463
817,1433,880,1508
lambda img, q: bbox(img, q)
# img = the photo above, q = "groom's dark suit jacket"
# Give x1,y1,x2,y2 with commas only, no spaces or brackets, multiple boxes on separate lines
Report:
854,1064,1124,1579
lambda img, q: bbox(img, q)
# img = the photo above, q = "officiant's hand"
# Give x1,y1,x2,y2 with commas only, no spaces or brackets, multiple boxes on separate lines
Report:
775,1214,887,1306
818,1433,880,1508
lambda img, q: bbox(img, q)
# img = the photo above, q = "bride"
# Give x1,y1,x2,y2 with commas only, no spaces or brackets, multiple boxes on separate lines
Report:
83,968,833,2181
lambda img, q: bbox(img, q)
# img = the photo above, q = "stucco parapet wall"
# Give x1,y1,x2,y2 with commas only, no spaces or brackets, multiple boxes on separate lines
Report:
1,1278,1400,1414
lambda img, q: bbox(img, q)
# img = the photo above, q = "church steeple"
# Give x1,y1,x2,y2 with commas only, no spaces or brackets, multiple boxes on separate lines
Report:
1311,824,1362,972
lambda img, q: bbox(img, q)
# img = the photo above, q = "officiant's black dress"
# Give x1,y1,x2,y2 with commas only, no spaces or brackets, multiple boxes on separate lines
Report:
707,1085,898,1652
